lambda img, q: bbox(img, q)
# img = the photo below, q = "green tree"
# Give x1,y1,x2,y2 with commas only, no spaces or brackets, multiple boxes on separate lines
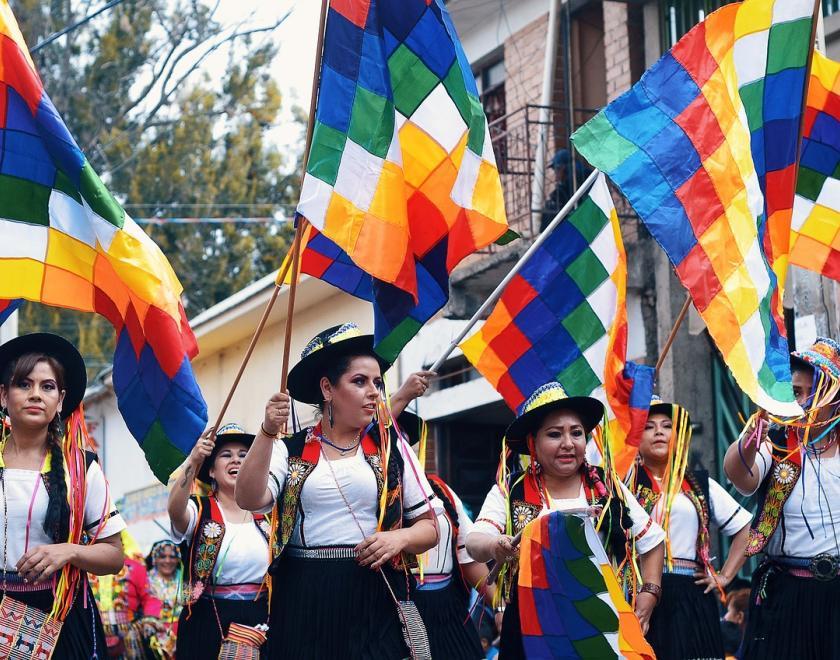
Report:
11,0,301,375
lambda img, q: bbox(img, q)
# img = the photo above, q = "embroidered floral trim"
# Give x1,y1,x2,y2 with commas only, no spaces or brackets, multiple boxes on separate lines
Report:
774,461,796,485
202,521,222,539
747,461,801,557
279,457,316,548
510,500,540,534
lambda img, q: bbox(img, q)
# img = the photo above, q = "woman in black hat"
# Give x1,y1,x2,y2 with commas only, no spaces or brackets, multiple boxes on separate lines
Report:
0,332,126,658
629,397,751,660
236,322,440,659
167,423,272,657
466,382,665,659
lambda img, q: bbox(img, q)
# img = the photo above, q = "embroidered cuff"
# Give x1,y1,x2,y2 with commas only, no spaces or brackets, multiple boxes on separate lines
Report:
633,517,653,543
476,518,505,534
720,506,742,531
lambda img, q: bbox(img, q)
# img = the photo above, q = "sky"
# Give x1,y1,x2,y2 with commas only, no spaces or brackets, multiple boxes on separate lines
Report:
214,0,322,158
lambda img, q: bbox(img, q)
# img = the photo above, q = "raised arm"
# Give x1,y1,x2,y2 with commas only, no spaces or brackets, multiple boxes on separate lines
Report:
390,371,435,417
723,413,767,494
235,392,290,512
168,429,213,535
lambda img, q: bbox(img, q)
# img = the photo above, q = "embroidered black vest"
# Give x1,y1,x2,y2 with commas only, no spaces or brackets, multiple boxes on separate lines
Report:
746,426,802,557
506,465,631,560
270,423,408,569
184,495,270,603
633,467,712,563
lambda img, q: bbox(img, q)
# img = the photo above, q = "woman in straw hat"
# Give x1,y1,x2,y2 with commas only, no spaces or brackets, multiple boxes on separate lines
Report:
0,332,126,657
168,423,273,657
466,382,665,659
630,396,751,660
236,322,441,659
724,338,840,659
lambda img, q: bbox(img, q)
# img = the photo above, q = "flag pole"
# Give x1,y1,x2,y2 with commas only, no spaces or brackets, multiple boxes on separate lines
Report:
208,0,328,434
428,168,601,373
279,0,329,393
210,258,295,433
654,293,691,375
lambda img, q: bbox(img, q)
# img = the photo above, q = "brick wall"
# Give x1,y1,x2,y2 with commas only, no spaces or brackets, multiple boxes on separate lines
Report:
603,0,645,101
504,12,566,115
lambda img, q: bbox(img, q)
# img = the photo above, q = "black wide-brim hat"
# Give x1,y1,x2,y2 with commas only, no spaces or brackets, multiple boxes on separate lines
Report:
197,423,256,485
395,410,424,446
287,323,390,405
505,382,604,453
0,333,87,416
648,395,692,426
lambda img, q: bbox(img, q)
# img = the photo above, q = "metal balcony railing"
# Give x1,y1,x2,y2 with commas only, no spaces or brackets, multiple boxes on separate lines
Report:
485,104,598,247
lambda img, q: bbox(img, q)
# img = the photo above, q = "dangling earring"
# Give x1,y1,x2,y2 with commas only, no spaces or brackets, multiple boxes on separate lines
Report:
328,401,334,428
210,478,218,493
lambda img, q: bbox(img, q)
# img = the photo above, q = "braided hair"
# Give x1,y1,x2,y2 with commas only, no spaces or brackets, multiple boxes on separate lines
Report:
581,463,633,559
2,353,71,543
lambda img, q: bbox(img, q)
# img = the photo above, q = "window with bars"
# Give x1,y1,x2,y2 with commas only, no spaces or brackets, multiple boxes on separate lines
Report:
661,0,836,51
659,0,733,51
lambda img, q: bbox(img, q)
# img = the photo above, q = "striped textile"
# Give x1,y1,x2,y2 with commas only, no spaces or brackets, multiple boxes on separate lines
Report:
573,0,816,416
460,173,654,473
0,1,207,481
791,51,840,280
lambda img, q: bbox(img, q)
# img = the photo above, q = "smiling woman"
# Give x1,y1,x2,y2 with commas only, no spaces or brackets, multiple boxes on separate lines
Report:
465,382,666,659
0,333,126,658
235,322,442,659
166,423,273,657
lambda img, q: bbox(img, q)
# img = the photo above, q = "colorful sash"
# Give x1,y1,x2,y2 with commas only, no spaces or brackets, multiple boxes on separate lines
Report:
185,497,268,603
518,511,654,659
746,427,802,556
633,467,713,569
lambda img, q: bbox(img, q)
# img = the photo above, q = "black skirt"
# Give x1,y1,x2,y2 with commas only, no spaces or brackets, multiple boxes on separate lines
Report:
268,555,411,659
9,578,107,659
413,580,484,660
175,595,268,658
741,563,840,660
498,580,524,660
646,573,725,660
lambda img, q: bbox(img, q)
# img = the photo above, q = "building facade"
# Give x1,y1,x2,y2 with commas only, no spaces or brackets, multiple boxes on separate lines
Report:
85,0,840,545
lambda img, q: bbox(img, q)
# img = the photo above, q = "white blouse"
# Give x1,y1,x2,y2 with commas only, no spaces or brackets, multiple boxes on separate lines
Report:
263,433,440,547
735,444,840,557
172,500,270,586
416,490,474,577
0,460,125,570
472,480,665,555
649,478,752,561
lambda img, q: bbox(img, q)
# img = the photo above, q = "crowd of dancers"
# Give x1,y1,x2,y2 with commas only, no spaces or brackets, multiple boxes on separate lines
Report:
0,323,837,659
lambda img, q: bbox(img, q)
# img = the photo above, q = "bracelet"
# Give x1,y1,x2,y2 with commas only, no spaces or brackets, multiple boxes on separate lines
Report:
260,423,281,439
494,606,505,614
639,582,662,602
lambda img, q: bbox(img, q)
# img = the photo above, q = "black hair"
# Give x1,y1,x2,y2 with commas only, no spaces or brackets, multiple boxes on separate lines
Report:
2,353,71,543
428,479,458,529
317,351,382,409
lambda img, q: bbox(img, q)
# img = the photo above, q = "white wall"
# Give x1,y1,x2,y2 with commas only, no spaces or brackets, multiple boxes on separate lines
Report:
448,0,549,64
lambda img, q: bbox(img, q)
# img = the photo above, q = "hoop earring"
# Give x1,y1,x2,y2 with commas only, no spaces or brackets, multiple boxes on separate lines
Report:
328,401,334,428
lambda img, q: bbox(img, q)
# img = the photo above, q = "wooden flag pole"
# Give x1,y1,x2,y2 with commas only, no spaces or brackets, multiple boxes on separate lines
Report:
428,168,601,374
209,0,328,434
655,293,692,375
210,258,294,432
279,0,329,392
